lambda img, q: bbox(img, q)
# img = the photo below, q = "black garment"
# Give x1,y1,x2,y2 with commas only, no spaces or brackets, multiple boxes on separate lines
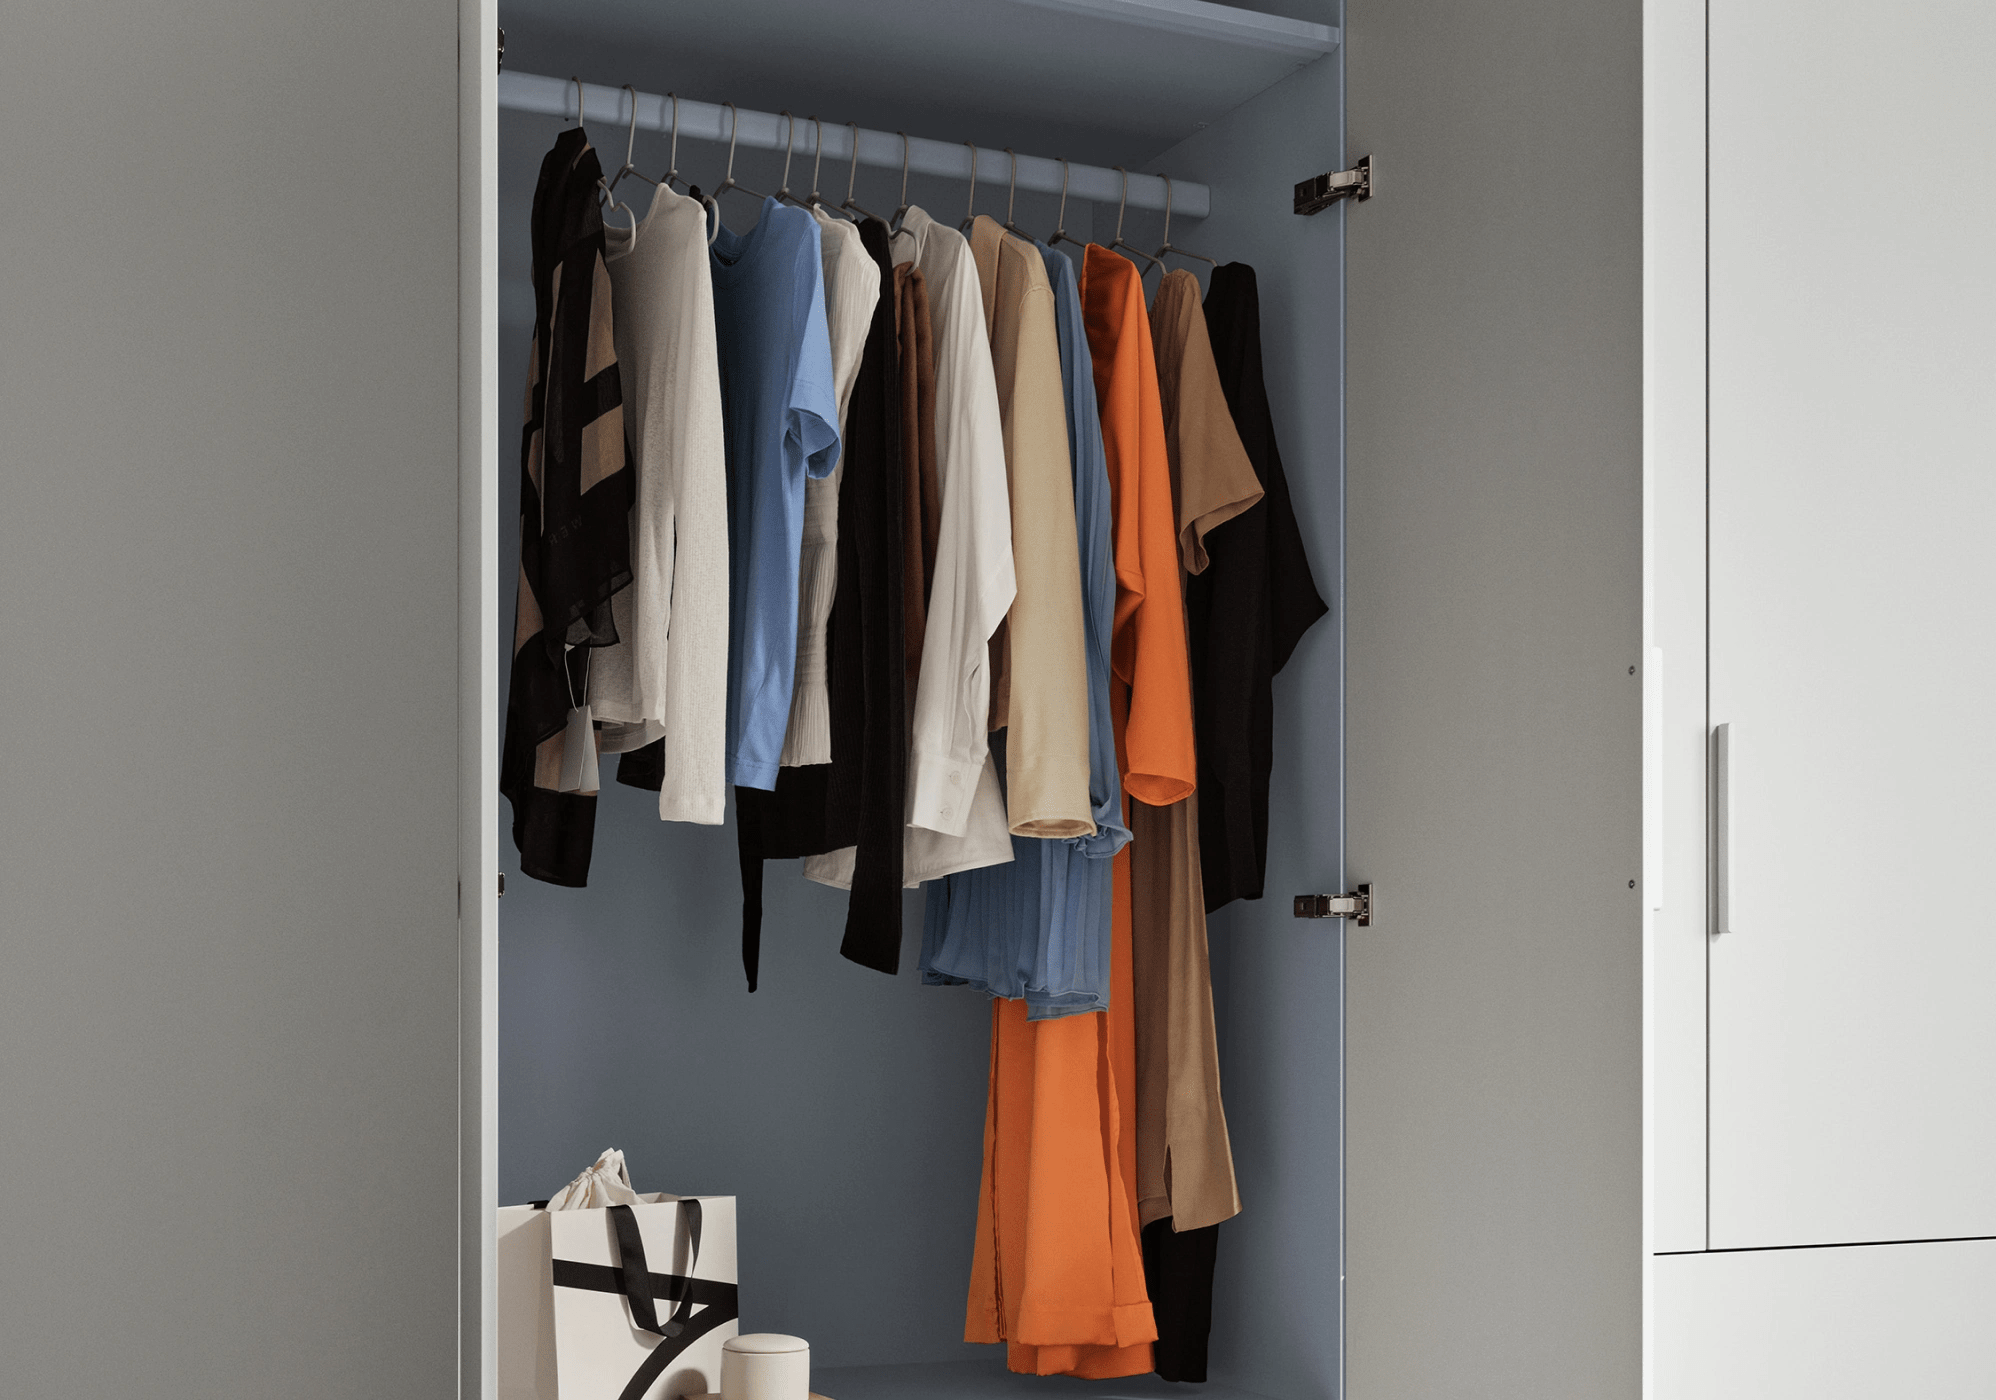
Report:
502,127,636,887
833,220,912,976
726,218,908,990
1190,264,1328,912
735,768,852,991
1143,1217,1221,1383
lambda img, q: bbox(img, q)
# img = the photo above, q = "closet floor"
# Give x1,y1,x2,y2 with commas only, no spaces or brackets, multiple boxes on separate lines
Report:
813,1359,1276,1400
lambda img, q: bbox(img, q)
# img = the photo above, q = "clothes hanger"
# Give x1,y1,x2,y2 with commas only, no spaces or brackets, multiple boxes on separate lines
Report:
659,91,685,192
605,85,659,197
1000,149,1029,237
803,117,844,217
709,102,764,244
773,111,809,207
1152,174,1216,270
1108,166,1164,275
958,143,980,233
597,176,640,241
571,80,639,238
889,132,913,232
841,122,886,224
1047,159,1084,253
803,117,825,210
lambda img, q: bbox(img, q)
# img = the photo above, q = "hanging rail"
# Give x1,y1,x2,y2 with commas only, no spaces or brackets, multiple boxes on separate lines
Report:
499,70,1210,219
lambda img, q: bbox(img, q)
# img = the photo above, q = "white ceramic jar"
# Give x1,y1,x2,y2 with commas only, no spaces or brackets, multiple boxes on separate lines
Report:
719,1333,810,1400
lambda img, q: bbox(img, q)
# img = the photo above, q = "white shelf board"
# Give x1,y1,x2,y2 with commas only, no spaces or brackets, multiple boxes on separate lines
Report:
813,1359,1278,1400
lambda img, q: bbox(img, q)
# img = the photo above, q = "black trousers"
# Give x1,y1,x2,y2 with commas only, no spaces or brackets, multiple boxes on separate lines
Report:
1142,1217,1221,1382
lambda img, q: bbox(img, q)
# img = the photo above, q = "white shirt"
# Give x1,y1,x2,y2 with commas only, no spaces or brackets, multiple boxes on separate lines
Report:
594,185,730,824
780,209,881,767
803,207,1017,888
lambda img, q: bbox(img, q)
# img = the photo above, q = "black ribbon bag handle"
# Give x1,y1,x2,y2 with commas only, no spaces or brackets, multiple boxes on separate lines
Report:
552,1197,733,1400
606,1199,703,1339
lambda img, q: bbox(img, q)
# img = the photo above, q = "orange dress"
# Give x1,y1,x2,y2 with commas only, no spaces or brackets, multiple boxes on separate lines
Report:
963,245,1196,1379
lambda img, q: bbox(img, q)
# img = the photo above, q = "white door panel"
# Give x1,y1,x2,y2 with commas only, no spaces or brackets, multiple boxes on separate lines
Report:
1654,1240,1996,1398
1707,0,1996,1247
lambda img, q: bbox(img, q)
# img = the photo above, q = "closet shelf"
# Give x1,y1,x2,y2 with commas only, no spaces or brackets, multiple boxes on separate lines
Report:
1013,0,1339,56
499,71,1210,218
813,1359,1278,1400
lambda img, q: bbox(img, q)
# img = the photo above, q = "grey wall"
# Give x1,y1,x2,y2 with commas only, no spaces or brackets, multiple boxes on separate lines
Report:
0,3,467,1398
1343,0,1645,1395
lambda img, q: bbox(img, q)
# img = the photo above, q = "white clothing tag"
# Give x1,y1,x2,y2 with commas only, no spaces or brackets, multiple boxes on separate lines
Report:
557,705,600,794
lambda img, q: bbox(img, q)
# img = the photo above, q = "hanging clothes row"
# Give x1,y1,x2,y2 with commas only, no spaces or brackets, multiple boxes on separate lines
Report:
502,107,1326,1385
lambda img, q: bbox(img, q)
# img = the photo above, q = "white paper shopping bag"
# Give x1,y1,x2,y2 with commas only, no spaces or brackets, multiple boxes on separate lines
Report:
500,1193,739,1400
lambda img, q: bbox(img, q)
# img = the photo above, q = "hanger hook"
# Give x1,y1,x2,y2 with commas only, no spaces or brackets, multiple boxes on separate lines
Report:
1052,159,1071,237
845,122,863,204
723,101,741,187
1114,166,1129,241
1161,173,1173,246
1004,149,1018,227
664,92,680,186
621,85,640,171
571,76,585,127
778,110,797,197
809,116,825,202
964,142,979,222
898,132,911,209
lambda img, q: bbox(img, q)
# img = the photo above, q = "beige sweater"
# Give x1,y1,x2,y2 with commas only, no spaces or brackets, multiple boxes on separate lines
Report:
967,216,1095,839
593,186,730,825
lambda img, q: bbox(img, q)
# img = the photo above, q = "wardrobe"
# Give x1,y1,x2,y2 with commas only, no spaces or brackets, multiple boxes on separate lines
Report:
7,1,1992,1399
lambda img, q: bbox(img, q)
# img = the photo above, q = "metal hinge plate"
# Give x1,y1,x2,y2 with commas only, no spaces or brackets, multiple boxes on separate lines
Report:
1294,883,1370,925
1294,155,1373,215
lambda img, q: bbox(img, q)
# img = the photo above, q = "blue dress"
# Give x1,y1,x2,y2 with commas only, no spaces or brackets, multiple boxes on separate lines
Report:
919,241,1129,1016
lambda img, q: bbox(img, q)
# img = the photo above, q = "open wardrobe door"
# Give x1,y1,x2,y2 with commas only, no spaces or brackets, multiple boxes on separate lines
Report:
1340,2,1643,1397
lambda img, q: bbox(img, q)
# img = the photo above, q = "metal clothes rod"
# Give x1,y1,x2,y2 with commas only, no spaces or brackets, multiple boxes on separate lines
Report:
499,70,1210,219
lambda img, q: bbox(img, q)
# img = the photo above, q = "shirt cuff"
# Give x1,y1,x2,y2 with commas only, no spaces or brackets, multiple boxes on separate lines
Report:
907,748,980,836
657,788,724,826
731,752,780,792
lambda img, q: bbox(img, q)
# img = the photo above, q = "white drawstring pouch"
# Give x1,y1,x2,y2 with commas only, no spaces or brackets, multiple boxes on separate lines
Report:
499,1150,740,1400
545,1148,643,1210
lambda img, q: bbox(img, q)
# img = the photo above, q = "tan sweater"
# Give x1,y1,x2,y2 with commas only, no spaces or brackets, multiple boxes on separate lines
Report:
968,216,1094,839
1132,268,1264,1233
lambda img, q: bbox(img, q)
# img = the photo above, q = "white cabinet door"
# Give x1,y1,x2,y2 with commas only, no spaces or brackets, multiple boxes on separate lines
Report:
1653,1240,1996,1398
1707,0,1996,1248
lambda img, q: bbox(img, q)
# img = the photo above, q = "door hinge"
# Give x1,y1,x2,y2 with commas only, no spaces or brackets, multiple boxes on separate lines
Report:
1294,155,1372,214
498,871,506,899
497,27,506,74
1294,884,1370,925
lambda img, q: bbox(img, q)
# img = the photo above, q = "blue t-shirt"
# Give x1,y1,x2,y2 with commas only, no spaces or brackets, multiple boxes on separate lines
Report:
710,199,841,790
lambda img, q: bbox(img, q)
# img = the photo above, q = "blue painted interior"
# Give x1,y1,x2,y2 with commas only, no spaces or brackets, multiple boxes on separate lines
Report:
497,12,1345,1391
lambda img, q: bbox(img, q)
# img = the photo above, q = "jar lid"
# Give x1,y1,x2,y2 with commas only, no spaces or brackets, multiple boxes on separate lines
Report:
723,1333,809,1355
